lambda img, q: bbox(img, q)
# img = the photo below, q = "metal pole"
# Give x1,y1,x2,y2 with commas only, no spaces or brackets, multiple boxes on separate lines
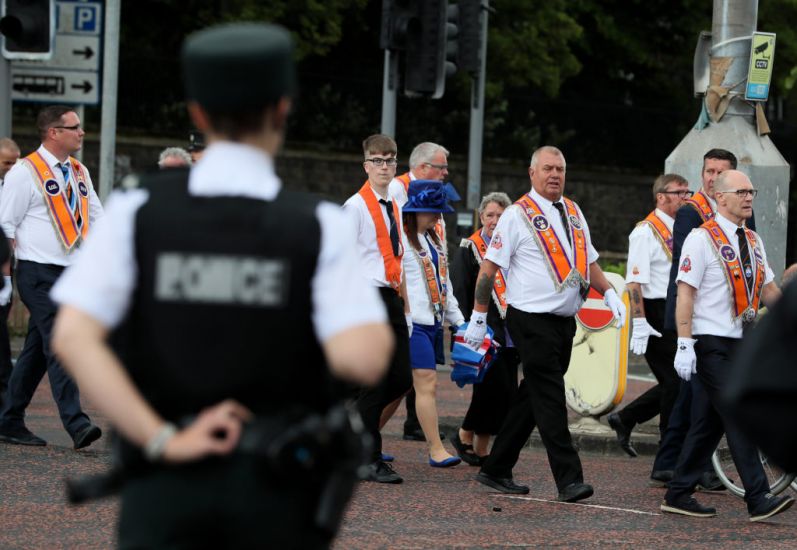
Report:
98,0,120,201
380,49,398,137
74,104,84,162
466,0,489,211
711,0,757,118
0,56,11,138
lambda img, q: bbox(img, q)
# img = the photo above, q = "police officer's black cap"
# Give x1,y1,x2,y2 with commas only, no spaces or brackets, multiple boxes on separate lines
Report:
181,23,296,111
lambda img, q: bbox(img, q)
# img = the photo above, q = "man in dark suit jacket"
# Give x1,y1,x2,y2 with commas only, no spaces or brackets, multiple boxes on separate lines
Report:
650,148,756,488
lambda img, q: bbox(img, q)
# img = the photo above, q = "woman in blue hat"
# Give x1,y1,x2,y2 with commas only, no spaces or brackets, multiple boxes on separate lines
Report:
402,180,465,467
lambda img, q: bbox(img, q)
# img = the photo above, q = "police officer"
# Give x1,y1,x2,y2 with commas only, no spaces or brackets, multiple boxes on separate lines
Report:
607,174,689,457
661,170,793,521
465,146,625,501
50,23,392,548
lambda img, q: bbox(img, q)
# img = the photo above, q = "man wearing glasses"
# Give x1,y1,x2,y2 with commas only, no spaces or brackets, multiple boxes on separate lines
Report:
0,105,104,449
344,134,413,483
650,148,747,489
608,174,690,458
661,170,794,521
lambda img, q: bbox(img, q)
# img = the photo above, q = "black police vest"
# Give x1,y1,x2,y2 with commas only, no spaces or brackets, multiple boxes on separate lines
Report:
111,169,335,422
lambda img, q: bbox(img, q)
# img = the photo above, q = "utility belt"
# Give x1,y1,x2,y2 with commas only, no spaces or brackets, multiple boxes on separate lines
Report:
66,403,372,536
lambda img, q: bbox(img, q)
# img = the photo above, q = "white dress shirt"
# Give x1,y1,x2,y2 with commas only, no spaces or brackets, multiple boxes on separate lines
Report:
625,208,674,299
402,231,465,327
676,212,774,339
388,171,414,206
0,145,104,266
51,141,386,343
343,184,404,288
484,188,599,317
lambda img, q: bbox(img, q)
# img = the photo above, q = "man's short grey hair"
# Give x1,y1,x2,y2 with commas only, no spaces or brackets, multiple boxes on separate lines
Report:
0,137,20,153
529,145,566,170
478,192,512,214
409,142,449,169
158,147,192,168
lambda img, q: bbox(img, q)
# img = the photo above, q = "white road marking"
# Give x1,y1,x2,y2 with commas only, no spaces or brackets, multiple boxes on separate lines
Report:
495,495,661,516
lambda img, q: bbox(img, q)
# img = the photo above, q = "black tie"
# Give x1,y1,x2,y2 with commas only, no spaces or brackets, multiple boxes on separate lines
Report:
379,199,400,257
736,227,754,292
553,202,572,245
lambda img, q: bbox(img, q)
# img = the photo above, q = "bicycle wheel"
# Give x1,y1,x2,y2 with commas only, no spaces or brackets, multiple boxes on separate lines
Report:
712,435,796,498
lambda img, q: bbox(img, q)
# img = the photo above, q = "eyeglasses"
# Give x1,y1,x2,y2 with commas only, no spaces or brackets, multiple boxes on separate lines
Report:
53,124,82,131
425,162,448,170
660,190,694,198
365,157,398,167
718,189,758,198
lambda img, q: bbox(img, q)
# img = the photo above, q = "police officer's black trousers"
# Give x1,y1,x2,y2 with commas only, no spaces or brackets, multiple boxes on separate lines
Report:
118,455,333,549
617,299,679,435
356,287,412,462
0,261,90,437
481,308,583,490
462,347,520,435
666,335,769,508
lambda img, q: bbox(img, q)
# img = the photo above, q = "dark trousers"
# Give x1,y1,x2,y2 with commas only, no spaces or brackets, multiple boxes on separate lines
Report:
462,347,520,435
356,287,412,462
0,301,12,410
618,299,679,435
119,455,332,549
403,388,420,434
666,335,768,507
481,307,583,490
0,260,90,437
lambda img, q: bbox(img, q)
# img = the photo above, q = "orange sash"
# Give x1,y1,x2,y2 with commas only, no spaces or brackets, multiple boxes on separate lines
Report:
515,194,589,292
685,190,714,223
464,230,508,318
396,172,411,192
359,181,404,291
23,151,90,251
637,211,673,260
701,219,765,323
413,235,447,320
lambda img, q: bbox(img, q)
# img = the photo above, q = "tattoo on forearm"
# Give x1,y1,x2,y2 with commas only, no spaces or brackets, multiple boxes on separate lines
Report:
475,273,495,306
631,289,642,316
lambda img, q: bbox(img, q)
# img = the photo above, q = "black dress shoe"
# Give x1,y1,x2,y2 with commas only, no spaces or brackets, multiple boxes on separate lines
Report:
0,427,46,446
451,432,482,466
557,482,594,502
475,472,529,494
749,493,795,522
696,471,726,492
661,497,717,517
364,460,403,484
73,424,102,450
649,470,673,488
607,413,637,457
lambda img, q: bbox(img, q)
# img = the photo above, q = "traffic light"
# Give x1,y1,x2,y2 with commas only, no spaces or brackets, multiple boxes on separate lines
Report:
445,3,458,78
0,0,54,60
403,0,447,98
456,0,482,75
380,0,415,52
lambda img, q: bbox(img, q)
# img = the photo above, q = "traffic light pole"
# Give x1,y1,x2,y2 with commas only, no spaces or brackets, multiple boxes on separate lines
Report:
0,56,10,137
380,49,398,137
466,1,489,211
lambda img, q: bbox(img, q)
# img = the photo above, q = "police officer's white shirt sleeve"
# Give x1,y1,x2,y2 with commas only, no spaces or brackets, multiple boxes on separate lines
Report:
0,163,34,240
50,189,148,327
625,225,651,285
675,230,706,288
313,202,387,342
483,205,519,269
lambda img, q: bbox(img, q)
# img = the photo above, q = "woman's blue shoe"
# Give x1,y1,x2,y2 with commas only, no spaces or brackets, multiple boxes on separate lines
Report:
381,452,395,462
429,456,461,468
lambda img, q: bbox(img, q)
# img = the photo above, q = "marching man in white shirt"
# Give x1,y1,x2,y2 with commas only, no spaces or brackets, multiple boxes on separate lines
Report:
608,174,690,457
466,145,625,501
0,106,104,449
661,170,794,521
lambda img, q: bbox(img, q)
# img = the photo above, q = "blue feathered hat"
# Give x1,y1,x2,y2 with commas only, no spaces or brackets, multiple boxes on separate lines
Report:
403,180,457,213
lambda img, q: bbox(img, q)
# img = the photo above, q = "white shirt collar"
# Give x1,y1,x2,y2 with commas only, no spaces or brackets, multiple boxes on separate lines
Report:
715,212,745,237
188,141,281,200
37,144,67,169
529,187,563,211
654,208,675,231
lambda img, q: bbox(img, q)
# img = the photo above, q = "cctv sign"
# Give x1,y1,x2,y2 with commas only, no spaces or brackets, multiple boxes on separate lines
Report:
745,32,776,101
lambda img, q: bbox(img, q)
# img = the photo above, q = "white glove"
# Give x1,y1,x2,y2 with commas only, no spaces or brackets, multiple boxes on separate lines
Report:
0,276,11,306
603,288,626,328
674,337,697,381
464,310,488,349
630,317,662,356
405,313,413,338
